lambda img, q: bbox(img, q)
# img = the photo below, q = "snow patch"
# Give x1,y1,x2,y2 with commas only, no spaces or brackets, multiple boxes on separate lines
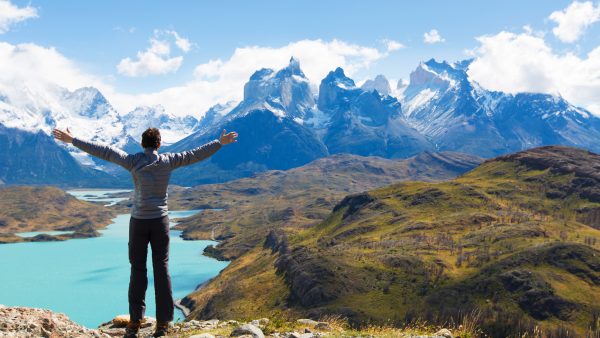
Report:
404,89,437,117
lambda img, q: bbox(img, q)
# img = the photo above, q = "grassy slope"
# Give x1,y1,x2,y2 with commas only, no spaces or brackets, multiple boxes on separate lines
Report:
0,185,116,242
184,146,600,336
171,152,480,319
168,152,481,260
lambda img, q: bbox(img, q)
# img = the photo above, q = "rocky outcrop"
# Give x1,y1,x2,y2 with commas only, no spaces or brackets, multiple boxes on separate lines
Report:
332,192,375,220
0,305,109,337
494,145,600,181
0,305,458,337
495,145,600,204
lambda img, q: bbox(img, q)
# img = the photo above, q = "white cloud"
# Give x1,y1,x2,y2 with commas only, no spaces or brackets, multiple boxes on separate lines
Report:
467,30,600,115
167,30,191,52
549,1,600,43
0,38,392,118
0,0,38,34
0,41,116,124
119,39,388,117
382,39,404,52
116,30,191,77
423,29,445,44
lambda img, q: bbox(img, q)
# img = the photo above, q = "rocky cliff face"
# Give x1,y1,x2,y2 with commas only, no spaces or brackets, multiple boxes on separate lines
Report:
317,67,433,158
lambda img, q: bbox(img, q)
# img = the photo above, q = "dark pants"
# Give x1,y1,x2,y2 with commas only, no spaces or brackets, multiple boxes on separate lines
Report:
128,215,174,323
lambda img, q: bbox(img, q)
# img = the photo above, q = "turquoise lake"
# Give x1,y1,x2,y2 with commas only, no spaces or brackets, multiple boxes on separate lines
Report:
0,189,229,328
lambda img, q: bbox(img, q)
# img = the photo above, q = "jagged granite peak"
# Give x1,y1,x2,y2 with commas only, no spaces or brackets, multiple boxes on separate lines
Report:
317,67,361,111
361,74,391,96
276,56,305,78
404,59,470,102
316,66,433,158
242,57,314,119
323,67,356,88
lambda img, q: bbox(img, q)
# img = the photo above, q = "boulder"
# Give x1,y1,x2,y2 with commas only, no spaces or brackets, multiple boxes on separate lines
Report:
230,323,265,338
434,328,453,338
314,322,332,331
296,319,318,326
189,334,216,338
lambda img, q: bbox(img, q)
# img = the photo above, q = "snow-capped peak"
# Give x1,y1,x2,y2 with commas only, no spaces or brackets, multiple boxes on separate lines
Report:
61,87,115,119
240,56,315,120
322,67,356,90
120,105,199,145
361,74,391,96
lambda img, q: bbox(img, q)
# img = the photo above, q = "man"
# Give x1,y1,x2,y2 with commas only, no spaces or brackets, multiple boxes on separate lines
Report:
52,127,238,338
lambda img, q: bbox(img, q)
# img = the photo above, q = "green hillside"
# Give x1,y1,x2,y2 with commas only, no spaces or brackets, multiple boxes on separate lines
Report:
181,146,600,337
0,186,116,243
167,152,481,260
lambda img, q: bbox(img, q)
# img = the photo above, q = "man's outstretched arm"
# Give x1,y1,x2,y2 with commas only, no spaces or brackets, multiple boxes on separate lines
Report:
167,129,238,170
52,127,135,171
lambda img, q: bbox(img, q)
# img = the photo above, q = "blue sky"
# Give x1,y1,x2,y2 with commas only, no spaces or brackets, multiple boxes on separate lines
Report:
2,0,600,116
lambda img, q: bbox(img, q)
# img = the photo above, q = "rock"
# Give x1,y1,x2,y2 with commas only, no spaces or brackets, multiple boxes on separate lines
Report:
296,319,318,326
230,323,265,338
189,334,216,338
0,305,110,337
193,319,219,329
434,328,454,338
287,333,316,338
314,322,332,331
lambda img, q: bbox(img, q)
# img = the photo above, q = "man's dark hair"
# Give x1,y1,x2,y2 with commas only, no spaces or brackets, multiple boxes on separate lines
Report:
142,128,161,149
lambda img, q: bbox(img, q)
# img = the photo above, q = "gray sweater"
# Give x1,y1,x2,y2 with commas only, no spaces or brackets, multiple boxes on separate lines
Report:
72,137,222,219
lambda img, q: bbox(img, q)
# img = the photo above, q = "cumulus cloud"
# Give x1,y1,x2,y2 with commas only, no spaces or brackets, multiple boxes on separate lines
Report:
117,30,191,77
0,38,392,118
467,31,600,115
0,41,119,125
0,0,38,34
167,30,192,52
424,29,445,44
549,1,600,43
117,39,390,116
382,39,404,52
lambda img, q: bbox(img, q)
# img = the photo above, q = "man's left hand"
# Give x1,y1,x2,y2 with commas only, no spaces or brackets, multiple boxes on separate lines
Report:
219,129,238,145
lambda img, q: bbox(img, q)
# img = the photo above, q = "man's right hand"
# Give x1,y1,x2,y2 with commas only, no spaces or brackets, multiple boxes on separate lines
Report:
52,127,74,144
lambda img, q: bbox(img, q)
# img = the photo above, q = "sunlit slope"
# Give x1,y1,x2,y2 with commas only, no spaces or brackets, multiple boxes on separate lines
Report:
186,146,600,335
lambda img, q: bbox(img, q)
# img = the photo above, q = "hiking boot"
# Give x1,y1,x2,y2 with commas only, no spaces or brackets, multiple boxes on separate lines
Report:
153,321,170,337
123,320,141,338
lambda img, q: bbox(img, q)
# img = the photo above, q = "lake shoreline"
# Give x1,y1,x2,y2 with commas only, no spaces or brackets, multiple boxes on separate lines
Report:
0,189,229,327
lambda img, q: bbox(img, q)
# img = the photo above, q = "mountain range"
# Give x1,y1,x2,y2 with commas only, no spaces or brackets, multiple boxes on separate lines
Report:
1,57,600,186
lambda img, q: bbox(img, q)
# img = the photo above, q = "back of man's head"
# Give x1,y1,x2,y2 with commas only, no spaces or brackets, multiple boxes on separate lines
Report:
142,128,161,149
